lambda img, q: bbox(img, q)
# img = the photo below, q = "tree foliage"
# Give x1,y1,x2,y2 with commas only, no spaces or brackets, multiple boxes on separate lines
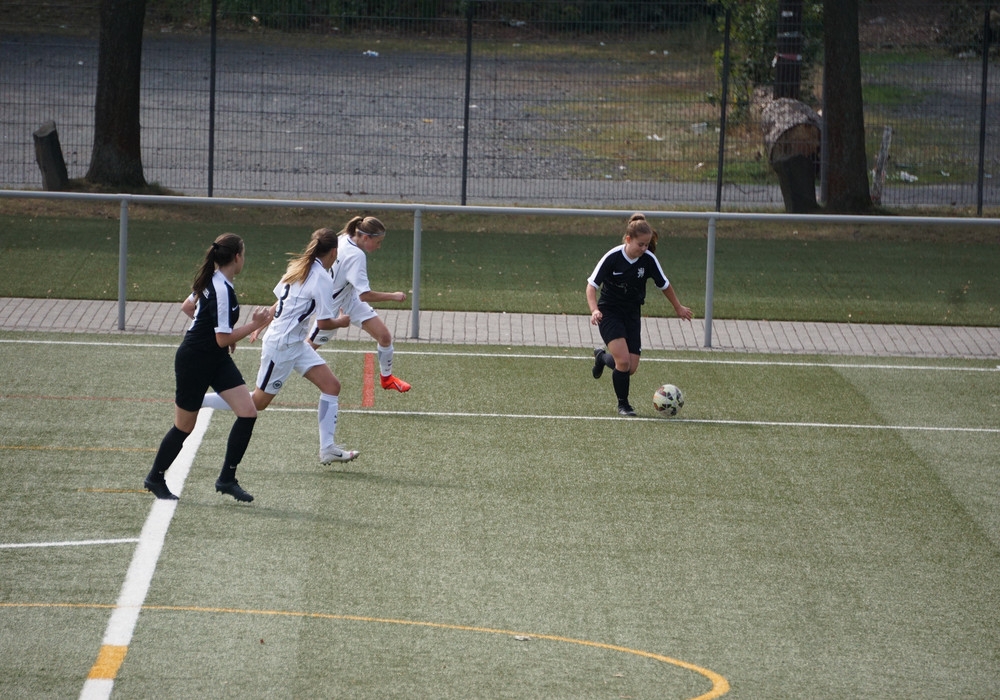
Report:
712,0,822,123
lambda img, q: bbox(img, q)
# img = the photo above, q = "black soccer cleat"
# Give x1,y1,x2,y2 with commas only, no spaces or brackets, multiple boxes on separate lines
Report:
215,478,254,503
592,348,606,379
144,477,179,501
617,403,637,417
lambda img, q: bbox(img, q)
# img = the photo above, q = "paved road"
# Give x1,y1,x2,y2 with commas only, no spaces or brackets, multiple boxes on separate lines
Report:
2,34,997,209
2,297,997,360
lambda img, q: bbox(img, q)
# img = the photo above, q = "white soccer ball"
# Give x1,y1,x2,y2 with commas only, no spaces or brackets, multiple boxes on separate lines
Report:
653,384,684,416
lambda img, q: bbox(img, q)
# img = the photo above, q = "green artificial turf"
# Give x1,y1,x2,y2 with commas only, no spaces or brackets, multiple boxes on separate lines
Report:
1,335,998,698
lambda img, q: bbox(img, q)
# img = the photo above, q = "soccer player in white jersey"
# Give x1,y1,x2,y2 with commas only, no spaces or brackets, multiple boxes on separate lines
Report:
586,213,692,416
310,215,411,392
202,228,358,464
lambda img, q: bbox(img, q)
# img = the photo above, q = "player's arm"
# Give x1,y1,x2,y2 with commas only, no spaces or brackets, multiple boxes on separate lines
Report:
358,290,406,303
662,284,693,321
316,312,351,330
180,292,197,319
248,302,278,343
586,282,602,325
215,306,274,348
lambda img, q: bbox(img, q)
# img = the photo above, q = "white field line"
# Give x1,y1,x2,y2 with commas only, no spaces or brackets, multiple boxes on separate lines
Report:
265,407,1000,435
0,538,139,549
78,409,212,700
1,338,996,373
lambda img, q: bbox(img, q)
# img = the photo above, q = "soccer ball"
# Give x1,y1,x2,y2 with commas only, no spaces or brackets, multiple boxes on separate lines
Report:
653,384,684,416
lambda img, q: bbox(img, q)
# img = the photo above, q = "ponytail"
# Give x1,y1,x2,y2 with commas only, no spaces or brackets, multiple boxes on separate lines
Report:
192,233,243,294
282,227,339,285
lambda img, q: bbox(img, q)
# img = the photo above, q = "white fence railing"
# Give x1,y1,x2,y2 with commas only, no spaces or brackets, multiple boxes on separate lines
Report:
2,189,998,347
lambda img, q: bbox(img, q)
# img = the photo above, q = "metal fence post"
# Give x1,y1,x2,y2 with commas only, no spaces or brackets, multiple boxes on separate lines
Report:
410,207,422,338
976,4,992,217
208,0,218,197
118,198,129,331
715,8,731,212
704,217,716,348
460,0,475,205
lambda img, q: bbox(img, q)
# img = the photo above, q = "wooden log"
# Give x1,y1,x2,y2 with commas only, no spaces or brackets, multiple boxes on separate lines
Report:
33,120,69,191
761,98,821,163
761,98,821,212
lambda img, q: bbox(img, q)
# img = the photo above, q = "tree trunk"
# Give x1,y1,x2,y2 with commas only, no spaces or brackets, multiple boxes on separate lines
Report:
85,0,147,188
823,0,871,213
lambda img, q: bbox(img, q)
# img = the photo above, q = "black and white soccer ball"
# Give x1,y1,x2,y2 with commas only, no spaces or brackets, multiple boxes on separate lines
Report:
653,384,684,416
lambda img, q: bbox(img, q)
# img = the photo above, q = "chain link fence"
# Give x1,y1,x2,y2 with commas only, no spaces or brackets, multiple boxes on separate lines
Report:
1,0,997,210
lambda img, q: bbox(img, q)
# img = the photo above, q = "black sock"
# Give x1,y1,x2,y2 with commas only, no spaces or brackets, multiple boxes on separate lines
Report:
219,416,256,482
602,351,615,369
147,426,190,481
611,369,631,405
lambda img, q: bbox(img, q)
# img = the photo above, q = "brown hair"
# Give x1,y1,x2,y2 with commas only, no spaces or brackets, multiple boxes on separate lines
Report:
344,215,386,239
623,212,657,254
281,227,339,285
192,233,244,294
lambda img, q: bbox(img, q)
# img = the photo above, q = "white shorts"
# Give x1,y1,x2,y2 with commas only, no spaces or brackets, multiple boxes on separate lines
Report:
337,291,379,328
256,338,326,395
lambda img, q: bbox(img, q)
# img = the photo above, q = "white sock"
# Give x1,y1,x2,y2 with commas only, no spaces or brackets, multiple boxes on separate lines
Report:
202,392,234,411
377,343,393,377
318,393,339,451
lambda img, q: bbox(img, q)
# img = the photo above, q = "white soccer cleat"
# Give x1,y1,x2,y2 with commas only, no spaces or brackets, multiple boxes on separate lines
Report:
320,445,360,464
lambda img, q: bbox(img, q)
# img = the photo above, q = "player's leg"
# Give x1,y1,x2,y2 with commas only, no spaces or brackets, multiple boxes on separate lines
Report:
605,337,635,416
301,350,359,463
145,348,207,499
144,405,198,500
592,346,616,378
214,361,258,502
628,352,641,375
362,315,410,392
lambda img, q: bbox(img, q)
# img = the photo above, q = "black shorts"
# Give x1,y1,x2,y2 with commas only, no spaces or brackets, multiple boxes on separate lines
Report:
598,309,642,355
173,343,246,412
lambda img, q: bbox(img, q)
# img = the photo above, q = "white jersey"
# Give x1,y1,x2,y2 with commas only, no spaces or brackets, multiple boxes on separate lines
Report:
330,234,370,309
261,259,336,349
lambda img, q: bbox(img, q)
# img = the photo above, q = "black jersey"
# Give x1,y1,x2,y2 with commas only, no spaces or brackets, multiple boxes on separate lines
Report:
587,244,670,315
182,270,239,355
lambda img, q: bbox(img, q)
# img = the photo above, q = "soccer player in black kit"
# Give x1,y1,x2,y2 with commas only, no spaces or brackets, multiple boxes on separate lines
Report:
144,233,272,502
586,213,693,416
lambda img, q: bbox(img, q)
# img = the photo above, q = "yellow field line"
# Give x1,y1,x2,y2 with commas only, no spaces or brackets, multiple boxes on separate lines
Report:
2,602,729,699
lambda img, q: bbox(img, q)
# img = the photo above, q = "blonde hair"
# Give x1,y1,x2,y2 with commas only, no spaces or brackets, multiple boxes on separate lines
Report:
281,228,339,285
344,215,386,239
623,212,657,254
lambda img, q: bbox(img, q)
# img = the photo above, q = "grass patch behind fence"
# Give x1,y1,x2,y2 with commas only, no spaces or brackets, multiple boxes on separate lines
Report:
0,209,998,326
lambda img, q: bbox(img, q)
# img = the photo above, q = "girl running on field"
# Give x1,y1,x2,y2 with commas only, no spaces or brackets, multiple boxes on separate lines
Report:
586,213,693,417
144,233,272,502
311,215,411,392
202,228,359,464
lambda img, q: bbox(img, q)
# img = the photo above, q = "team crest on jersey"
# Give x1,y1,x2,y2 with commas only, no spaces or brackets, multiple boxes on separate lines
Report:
273,380,283,389
637,267,645,278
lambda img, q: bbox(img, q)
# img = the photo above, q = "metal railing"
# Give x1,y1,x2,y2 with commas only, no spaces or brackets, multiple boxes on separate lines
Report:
3,189,998,347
